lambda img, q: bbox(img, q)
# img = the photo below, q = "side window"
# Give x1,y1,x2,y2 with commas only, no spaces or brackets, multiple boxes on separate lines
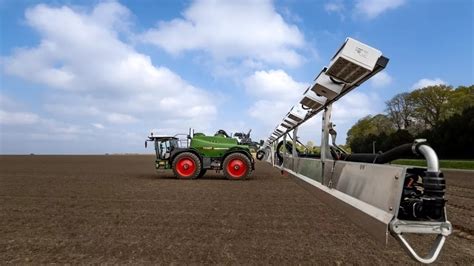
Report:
155,140,171,159
162,140,171,159
170,139,179,150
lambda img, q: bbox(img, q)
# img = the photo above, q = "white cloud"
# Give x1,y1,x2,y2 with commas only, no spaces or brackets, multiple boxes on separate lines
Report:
244,69,308,100
370,71,392,88
2,2,216,133
325,0,346,21
0,106,93,148
106,113,138,124
44,104,101,116
248,99,294,126
411,78,447,90
0,93,19,110
0,98,153,154
354,0,406,19
325,1,345,13
92,123,104,129
0,110,40,125
332,91,380,122
245,69,308,130
141,0,306,67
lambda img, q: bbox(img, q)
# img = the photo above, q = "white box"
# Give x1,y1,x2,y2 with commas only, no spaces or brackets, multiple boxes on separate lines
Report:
300,87,327,109
284,117,297,126
311,69,344,100
281,122,292,129
326,37,382,84
287,106,306,122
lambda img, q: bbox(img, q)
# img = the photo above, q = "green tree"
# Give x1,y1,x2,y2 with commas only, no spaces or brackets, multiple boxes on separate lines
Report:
372,114,395,133
346,114,395,151
347,116,375,146
346,84,473,156
408,85,453,128
306,140,314,150
448,85,474,115
419,107,474,159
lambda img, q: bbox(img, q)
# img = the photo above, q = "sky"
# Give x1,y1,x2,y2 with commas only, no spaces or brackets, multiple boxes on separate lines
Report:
0,0,473,154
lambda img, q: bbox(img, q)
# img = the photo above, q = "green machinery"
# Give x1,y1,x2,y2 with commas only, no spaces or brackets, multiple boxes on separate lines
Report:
145,130,254,180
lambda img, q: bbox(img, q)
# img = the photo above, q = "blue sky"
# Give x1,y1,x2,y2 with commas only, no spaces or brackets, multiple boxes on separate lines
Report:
0,0,473,154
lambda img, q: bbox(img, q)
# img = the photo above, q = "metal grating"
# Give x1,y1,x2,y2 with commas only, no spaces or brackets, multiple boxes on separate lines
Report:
300,96,324,110
326,57,371,83
288,113,304,122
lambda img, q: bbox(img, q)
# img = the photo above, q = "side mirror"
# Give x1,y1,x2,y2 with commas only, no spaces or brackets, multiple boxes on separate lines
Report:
145,141,147,148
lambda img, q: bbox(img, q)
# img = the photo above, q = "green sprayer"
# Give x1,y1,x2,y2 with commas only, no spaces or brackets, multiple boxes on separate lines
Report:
145,130,255,180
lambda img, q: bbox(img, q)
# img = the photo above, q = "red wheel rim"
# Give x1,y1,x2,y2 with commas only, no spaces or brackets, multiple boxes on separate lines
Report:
176,157,196,177
226,158,247,179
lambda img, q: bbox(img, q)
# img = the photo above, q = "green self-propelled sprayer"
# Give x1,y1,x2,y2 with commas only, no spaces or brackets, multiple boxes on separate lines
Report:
145,129,255,180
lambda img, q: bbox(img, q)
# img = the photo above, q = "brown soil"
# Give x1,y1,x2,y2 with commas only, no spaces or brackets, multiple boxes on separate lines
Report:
0,155,472,264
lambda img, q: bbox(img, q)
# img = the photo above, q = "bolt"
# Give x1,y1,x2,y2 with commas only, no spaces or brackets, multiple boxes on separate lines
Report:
394,175,399,180
389,207,393,211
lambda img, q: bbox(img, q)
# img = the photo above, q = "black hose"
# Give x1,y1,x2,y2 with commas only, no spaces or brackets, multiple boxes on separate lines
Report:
216,129,230,138
276,141,285,164
329,76,345,85
341,143,413,164
276,141,299,164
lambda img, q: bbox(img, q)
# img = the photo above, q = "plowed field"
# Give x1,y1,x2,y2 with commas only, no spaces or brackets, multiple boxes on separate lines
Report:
1,155,472,264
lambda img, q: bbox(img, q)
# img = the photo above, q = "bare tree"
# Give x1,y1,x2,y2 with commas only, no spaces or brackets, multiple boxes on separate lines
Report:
385,93,413,130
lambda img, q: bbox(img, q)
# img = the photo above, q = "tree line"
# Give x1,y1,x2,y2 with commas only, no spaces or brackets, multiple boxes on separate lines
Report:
346,85,473,159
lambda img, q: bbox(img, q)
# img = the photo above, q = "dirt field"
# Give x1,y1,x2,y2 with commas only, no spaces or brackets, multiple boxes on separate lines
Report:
1,155,473,264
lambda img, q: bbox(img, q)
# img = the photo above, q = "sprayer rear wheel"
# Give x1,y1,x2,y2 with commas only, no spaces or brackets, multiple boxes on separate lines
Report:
223,153,251,180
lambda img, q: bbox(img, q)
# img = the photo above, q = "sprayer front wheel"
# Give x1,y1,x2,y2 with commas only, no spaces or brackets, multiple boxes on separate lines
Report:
172,152,201,179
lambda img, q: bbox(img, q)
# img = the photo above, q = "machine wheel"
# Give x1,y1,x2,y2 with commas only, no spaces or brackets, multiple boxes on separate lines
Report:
172,152,201,179
223,153,251,180
256,150,266,160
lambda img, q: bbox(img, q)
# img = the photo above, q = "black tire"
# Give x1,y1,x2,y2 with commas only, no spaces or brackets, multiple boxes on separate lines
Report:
223,153,251,180
256,150,265,160
172,152,201,179
276,141,284,165
197,168,207,178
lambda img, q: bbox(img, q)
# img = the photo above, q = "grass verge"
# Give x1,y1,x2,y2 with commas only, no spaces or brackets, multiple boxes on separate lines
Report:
392,159,474,170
